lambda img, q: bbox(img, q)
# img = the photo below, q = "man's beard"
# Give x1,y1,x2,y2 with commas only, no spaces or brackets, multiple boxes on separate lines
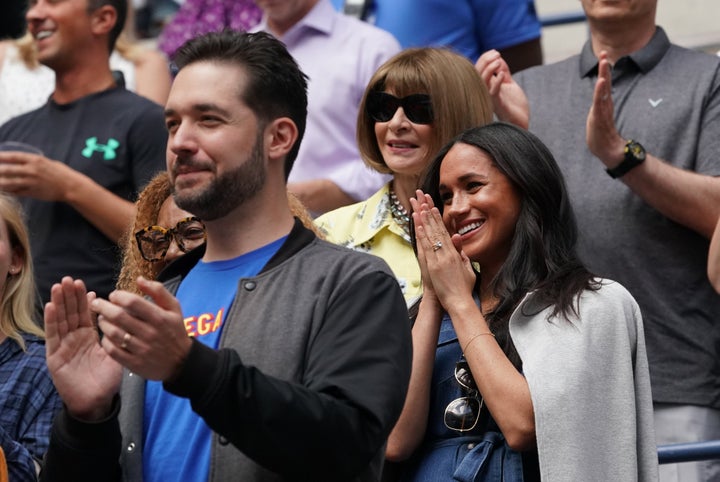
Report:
172,133,266,221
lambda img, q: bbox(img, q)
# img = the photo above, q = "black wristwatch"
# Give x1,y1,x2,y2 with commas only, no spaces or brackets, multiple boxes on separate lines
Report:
606,139,646,179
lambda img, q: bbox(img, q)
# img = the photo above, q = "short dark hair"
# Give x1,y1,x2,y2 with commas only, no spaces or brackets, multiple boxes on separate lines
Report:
87,0,127,52
173,30,309,179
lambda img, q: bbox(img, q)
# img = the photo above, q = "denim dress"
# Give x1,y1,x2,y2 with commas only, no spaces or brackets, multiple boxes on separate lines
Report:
400,312,535,482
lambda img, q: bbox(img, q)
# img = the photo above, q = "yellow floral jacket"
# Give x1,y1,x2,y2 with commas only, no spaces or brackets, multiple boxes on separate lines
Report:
316,183,421,304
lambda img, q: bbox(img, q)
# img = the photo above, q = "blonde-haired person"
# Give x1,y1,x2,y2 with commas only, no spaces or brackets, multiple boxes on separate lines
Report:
118,172,323,294
316,47,494,303
0,193,62,480
0,31,171,125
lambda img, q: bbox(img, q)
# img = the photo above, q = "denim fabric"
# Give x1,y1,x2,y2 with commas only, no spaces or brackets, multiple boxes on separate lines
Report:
454,432,524,482
401,313,525,481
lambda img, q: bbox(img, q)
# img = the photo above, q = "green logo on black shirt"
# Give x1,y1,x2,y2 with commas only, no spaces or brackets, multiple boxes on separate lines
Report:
82,137,120,160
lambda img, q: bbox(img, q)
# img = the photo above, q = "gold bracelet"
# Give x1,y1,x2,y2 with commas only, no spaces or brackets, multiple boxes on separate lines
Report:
462,332,495,354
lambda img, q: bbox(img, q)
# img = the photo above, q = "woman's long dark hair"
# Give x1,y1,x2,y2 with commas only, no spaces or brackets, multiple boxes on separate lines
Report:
421,123,598,365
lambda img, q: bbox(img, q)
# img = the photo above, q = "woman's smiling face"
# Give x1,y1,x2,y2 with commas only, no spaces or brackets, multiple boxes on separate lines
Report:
374,89,434,178
438,142,522,276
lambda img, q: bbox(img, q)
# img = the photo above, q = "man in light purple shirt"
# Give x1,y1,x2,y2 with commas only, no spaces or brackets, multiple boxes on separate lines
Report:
253,0,399,215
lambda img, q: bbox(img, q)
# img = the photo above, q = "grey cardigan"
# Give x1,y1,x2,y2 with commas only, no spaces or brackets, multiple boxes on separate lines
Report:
510,280,658,481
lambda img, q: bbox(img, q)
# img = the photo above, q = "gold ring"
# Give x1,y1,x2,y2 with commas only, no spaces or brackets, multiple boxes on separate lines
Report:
432,241,443,251
120,332,131,350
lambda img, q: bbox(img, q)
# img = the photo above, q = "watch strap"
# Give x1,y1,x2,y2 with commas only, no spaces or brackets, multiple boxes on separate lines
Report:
606,140,646,179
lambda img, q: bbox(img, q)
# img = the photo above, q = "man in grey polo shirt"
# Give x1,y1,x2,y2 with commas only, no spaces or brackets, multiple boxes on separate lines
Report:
477,0,720,480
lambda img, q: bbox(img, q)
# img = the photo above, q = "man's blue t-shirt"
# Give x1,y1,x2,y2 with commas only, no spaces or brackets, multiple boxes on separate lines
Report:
142,236,286,482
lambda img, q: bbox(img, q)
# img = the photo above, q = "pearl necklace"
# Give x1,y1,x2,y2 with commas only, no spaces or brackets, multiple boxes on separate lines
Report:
389,187,411,239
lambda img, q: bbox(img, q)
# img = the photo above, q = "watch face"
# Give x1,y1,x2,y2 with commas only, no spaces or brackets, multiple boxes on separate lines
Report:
627,141,646,161
609,140,647,178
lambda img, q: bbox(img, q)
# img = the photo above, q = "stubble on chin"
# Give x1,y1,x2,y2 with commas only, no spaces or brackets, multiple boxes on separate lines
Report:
172,139,266,221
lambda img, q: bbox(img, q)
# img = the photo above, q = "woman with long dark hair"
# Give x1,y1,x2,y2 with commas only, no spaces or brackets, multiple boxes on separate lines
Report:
389,123,658,481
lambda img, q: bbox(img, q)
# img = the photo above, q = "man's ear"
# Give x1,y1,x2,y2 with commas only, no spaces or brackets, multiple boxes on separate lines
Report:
265,117,299,162
90,5,118,39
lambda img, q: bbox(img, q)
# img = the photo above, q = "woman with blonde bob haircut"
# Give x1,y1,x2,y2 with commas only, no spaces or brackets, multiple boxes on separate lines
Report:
0,193,61,480
317,48,493,303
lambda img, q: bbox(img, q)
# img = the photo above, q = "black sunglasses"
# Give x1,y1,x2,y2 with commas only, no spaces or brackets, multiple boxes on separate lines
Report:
444,360,483,432
366,91,434,124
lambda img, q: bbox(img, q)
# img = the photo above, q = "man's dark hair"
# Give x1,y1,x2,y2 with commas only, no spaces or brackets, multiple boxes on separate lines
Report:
173,30,309,179
87,0,127,52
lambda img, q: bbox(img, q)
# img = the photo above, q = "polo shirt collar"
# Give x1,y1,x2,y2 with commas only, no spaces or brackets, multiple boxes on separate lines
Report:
579,26,670,78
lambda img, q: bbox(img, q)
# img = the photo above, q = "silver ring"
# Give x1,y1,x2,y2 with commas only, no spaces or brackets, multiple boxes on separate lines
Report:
432,241,443,251
120,332,131,350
